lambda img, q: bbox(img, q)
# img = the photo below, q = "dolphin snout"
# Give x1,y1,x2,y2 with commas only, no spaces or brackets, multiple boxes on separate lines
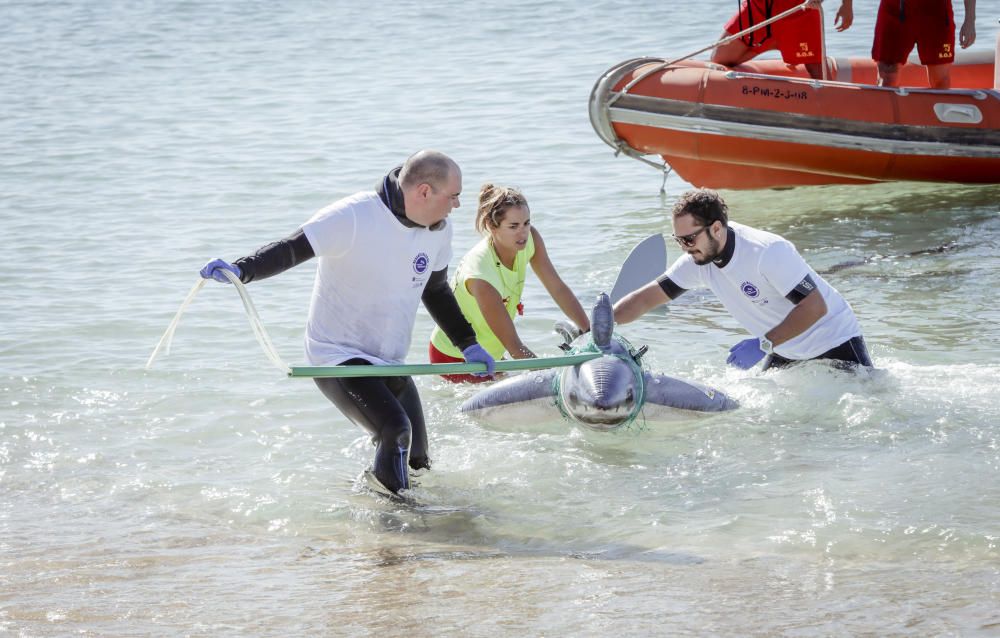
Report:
591,391,633,412
559,356,640,431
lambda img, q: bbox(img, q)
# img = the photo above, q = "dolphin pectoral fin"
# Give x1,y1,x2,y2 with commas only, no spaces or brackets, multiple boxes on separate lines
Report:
641,371,739,415
462,397,558,427
553,319,581,346
460,369,559,423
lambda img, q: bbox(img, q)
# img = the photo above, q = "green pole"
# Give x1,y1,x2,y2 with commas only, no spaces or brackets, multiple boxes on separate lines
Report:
289,352,601,378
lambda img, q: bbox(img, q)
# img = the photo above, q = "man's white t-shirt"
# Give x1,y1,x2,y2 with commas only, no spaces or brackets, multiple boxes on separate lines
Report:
301,191,453,366
664,222,861,360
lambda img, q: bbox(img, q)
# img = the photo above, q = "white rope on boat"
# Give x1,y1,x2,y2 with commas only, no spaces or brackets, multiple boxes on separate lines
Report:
145,270,292,374
612,139,673,190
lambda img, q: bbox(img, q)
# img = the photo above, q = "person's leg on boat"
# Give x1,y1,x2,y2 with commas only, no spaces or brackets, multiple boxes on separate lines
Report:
803,62,825,80
926,62,953,89
872,0,914,87
711,37,764,68
916,0,966,89
876,61,902,87
913,0,957,88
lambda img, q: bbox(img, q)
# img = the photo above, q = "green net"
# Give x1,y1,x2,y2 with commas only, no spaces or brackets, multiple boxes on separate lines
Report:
554,334,649,431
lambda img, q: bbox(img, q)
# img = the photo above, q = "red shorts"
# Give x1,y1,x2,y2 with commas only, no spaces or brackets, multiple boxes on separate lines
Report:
724,0,822,65
872,0,955,66
428,342,494,384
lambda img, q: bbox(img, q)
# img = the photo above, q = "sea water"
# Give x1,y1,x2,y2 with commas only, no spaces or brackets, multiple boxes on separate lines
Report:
2,1,998,635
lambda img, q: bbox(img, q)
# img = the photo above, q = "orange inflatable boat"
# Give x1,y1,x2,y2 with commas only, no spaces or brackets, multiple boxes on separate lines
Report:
589,48,1000,190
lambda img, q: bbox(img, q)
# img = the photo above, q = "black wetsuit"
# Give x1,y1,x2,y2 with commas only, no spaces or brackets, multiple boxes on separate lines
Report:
232,168,476,493
760,336,872,371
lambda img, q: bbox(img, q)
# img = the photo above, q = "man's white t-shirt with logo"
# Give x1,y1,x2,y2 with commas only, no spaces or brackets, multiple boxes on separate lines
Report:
664,222,861,360
301,191,452,366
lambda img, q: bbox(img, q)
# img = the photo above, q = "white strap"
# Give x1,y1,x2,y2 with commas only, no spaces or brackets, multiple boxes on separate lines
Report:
145,271,291,374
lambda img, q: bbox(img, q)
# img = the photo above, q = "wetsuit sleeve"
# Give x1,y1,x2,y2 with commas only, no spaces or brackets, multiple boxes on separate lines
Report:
785,274,818,304
422,268,477,351
233,229,315,284
661,255,702,295
656,274,688,300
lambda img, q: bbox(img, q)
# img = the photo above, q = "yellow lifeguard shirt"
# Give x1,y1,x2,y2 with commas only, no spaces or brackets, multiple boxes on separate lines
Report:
430,233,535,359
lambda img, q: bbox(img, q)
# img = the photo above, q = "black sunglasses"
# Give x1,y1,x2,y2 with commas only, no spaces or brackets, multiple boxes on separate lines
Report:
672,225,712,247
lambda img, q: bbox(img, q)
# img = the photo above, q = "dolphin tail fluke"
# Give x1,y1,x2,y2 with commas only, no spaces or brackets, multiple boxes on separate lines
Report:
642,371,739,415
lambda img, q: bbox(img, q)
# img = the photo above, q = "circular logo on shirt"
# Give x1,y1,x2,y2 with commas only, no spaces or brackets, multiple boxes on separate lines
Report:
413,252,430,274
741,281,760,298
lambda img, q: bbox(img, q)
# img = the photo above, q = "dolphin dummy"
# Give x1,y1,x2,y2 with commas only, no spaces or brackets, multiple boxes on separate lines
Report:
460,293,738,432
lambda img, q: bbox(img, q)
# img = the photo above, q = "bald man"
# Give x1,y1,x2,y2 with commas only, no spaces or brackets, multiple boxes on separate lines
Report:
200,151,494,495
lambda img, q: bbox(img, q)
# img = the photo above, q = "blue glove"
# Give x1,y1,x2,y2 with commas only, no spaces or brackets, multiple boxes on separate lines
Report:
462,343,496,377
200,258,241,284
726,338,766,370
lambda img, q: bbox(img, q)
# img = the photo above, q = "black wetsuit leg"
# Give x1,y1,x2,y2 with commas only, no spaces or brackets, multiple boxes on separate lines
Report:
313,359,429,493
761,336,873,372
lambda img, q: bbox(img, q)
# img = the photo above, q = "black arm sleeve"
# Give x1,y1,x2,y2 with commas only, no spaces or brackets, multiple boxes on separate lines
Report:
233,229,316,284
784,274,818,304
656,274,688,300
421,268,477,352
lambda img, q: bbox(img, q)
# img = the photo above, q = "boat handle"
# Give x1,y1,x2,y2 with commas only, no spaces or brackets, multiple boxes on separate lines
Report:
933,103,983,124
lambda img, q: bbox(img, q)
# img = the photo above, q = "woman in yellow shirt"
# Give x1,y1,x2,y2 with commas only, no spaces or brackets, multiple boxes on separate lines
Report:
429,183,590,382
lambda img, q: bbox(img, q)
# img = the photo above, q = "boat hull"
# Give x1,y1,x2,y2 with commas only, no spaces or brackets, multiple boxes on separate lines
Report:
590,53,1000,189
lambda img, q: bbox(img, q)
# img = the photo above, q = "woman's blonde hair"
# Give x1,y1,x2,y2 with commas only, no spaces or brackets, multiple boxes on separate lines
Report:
475,183,528,235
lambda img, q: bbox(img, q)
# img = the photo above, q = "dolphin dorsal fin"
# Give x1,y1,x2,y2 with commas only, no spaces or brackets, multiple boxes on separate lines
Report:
591,293,614,350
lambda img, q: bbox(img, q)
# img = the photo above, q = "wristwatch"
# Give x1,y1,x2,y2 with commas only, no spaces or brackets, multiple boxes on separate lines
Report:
759,336,774,354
